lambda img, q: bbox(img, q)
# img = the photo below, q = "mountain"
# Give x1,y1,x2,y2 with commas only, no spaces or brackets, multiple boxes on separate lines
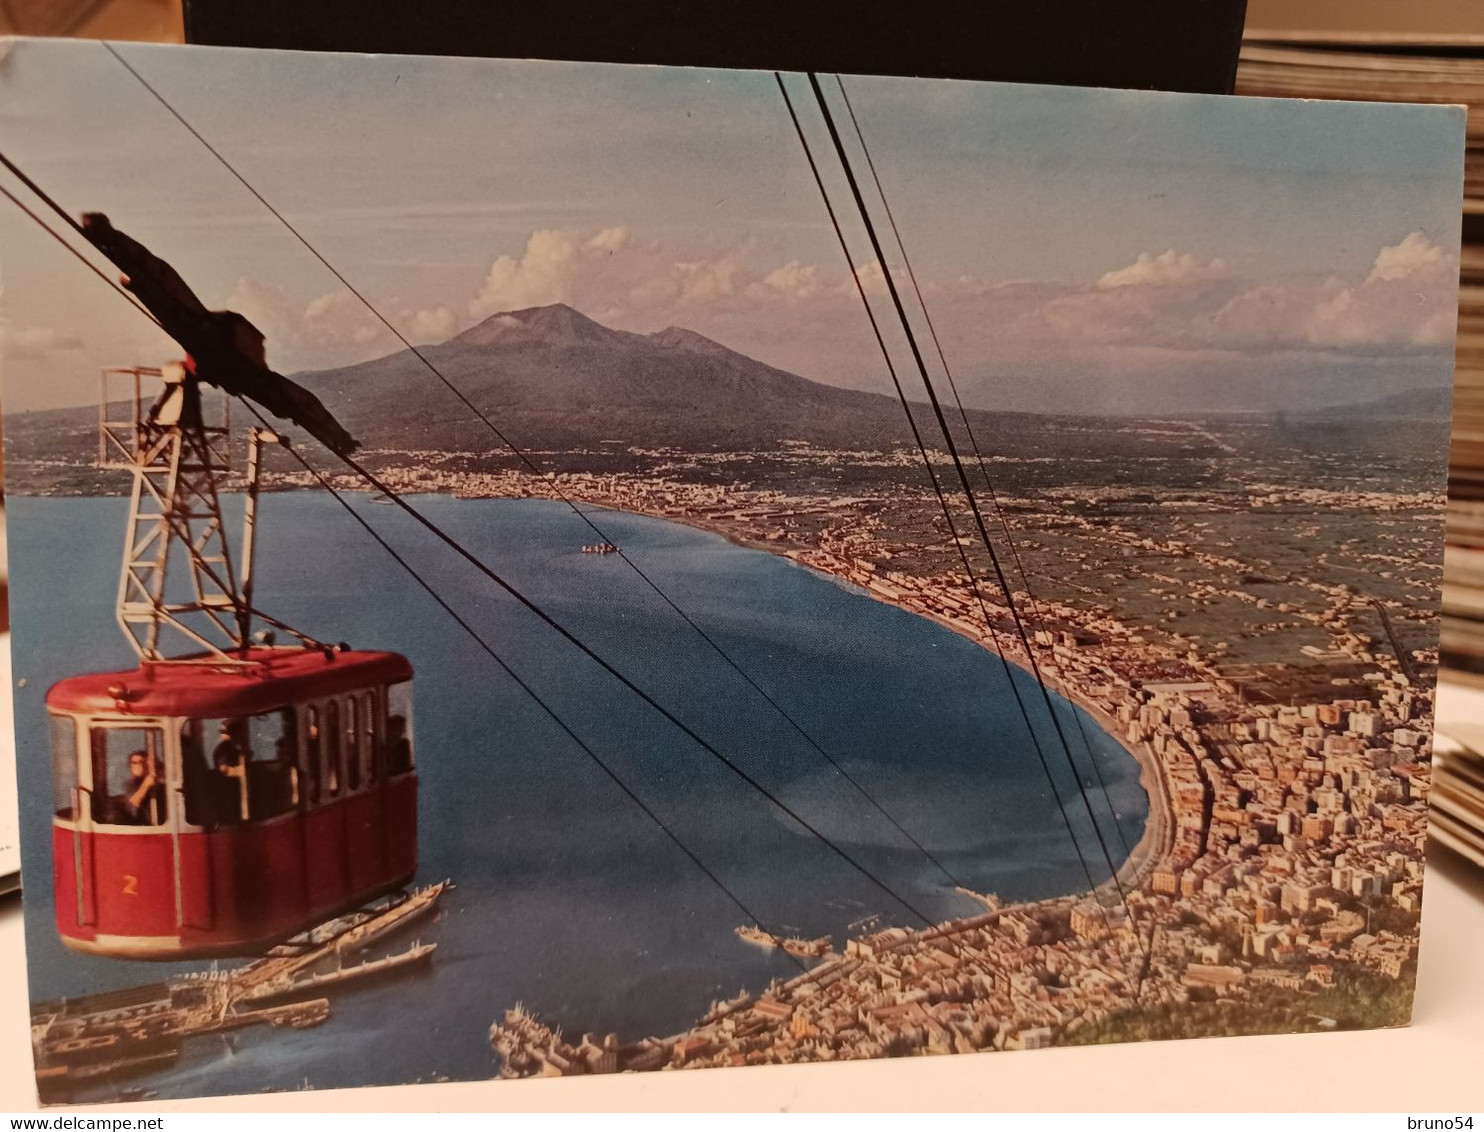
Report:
6,304,1443,492
1300,385,1454,423
295,303,923,452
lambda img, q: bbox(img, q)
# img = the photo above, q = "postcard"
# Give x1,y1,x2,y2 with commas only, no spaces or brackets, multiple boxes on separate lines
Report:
0,39,1463,1104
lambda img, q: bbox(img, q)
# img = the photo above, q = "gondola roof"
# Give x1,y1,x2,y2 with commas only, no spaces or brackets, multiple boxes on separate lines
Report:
46,647,412,718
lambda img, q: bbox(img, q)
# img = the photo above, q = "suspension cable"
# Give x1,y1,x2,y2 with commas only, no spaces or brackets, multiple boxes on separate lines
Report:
831,75,1135,865
239,400,814,976
0,176,823,972
329,447,945,926
0,179,162,330
0,150,89,238
799,71,1142,945
0,157,943,935
773,72,1116,930
99,38,964,893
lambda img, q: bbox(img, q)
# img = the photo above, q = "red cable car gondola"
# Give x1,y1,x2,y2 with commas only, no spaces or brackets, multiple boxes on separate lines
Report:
49,363,418,958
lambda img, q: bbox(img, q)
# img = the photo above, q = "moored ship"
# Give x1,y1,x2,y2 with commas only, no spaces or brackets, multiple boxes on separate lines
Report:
733,924,833,958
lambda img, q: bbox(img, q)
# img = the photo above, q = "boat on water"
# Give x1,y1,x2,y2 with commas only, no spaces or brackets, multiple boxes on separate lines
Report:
32,881,449,1097
733,925,833,958
36,1048,181,1101
734,924,776,949
239,941,437,1008
331,881,448,955
264,879,448,959
581,542,619,554
781,936,834,959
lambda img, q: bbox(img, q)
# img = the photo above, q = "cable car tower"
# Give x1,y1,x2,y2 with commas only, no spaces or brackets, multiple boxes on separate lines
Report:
46,361,419,959
98,361,320,664
31,216,417,960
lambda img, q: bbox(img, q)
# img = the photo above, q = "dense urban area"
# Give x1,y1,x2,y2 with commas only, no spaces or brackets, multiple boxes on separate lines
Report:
289,413,1445,1073
14,399,1447,1074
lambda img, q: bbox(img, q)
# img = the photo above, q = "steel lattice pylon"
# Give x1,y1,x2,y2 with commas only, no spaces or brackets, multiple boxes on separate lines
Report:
100,363,314,664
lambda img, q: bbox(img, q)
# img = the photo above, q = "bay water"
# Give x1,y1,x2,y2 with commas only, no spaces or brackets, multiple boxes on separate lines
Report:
8,492,1146,1097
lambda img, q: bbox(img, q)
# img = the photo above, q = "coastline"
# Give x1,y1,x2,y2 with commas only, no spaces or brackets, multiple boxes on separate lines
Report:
483,486,1434,1071
827,567,1176,897
19,482,1174,903
11,481,1432,1081
564,495,1179,902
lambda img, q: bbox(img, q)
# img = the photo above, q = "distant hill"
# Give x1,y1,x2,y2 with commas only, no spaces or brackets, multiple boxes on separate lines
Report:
293,303,927,452
1301,385,1454,423
6,304,1442,491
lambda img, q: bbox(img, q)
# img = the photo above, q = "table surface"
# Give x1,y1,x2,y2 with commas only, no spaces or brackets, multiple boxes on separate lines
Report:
0,691,1479,1113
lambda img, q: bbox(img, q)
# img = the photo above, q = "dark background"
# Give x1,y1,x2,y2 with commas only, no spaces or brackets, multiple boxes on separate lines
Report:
182,0,1249,95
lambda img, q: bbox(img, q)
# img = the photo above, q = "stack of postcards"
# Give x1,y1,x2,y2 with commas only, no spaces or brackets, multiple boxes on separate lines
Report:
1238,33,1484,523
1441,228,1484,658
1238,32,1484,859
1239,35,1484,660
1433,727,1484,865
1236,33,1484,234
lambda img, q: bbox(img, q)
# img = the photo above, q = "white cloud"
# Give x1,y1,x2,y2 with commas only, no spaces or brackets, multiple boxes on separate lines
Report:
462,226,845,327
222,277,445,370
228,278,462,357
745,260,822,301
626,246,756,311
226,278,321,350
205,225,1452,401
1190,234,1457,352
300,291,382,346
850,258,910,298
671,257,741,304
945,273,996,297
1096,249,1230,290
1031,274,1231,345
1367,230,1449,284
468,227,634,318
2,325,86,359
468,229,580,315
586,227,630,255
1304,231,1457,347
1013,234,1457,356
1205,278,1325,344
399,304,457,343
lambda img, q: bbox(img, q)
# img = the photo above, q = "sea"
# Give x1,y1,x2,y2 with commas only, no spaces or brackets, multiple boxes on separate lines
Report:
8,492,1147,1099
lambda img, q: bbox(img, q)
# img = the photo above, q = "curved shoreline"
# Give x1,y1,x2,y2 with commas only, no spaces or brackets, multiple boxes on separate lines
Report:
856,591,1175,898
564,496,1177,902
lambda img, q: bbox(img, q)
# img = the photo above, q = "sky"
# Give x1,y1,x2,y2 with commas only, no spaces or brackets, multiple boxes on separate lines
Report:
0,39,1468,415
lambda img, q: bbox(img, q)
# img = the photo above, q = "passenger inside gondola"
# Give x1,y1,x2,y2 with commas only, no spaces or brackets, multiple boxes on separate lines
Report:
323,701,341,797
180,711,301,827
386,714,412,776
49,660,417,956
210,720,248,824
304,707,322,806
90,727,167,826
180,722,212,826
247,708,298,818
120,750,165,826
